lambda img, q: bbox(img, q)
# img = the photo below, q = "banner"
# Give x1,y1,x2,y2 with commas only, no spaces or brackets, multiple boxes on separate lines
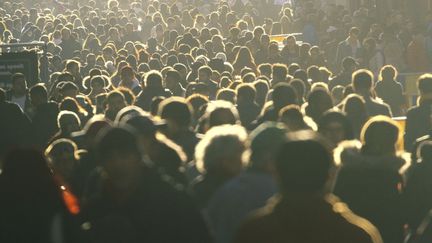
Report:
0,51,39,89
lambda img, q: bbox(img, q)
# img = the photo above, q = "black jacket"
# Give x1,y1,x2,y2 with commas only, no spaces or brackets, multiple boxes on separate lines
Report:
83,167,212,243
333,142,407,243
31,101,59,149
405,101,432,151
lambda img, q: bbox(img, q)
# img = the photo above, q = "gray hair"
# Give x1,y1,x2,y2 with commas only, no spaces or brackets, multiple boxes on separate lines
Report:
195,124,249,173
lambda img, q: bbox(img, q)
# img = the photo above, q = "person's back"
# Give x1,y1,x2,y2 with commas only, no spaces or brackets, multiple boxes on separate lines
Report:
135,71,172,111
364,97,392,117
405,74,432,151
234,194,381,243
404,141,432,231
0,88,32,155
30,85,60,149
375,66,405,116
352,69,392,117
328,57,357,90
82,127,211,243
334,117,406,243
234,131,382,243
206,123,285,243
236,84,261,128
32,101,60,148
0,149,80,243
375,80,404,116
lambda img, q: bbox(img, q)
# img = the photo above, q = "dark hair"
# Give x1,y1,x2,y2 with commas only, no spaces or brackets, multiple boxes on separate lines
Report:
30,84,48,100
290,79,305,100
96,127,141,163
272,64,288,80
361,116,399,156
236,83,256,103
418,74,432,94
198,65,213,77
306,88,333,122
275,132,332,194
159,97,192,127
145,71,163,88
272,83,297,110
352,69,373,93
342,57,357,71
318,110,354,141
116,87,136,105
217,88,236,103
258,63,272,76
11,72,26,83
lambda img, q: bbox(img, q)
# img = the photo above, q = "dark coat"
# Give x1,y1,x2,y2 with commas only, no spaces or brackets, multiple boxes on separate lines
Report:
234,194,382,243
333,143,407,243
31,101,59,149
405,101,432,151
83,167,212,243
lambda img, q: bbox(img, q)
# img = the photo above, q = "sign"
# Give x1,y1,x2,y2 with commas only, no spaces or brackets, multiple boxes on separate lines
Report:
0,51,39,89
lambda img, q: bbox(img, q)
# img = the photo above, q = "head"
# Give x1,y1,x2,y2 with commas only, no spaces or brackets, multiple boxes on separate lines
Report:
361,116,400,156
206,100,240,129
272,83,298,111
45,138,79,180
65,60,80,75
418,74,432,98
348,27,360,39
258,63,272,78
236,83,256,104
11,73,28,96
275,131,333,195
145,70,163,89
120,66,135,85
379,65,397,81
29,84,48,107
165,69,182,89
198,66,212,82
195,124,248,178
343,94,367,120
341,57,357,73
96,127,143,191
106,91,127,117
352,69,374,97
90,75,106,93
279,105,311,132
57,110,81,135
272,64,288,82
306,88,334,122
249,122,286,172
318,111,354,148
60,82,79,98
158,97,192,132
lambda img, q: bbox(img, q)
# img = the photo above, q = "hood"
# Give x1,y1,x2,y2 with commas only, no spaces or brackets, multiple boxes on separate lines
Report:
334,140,410,174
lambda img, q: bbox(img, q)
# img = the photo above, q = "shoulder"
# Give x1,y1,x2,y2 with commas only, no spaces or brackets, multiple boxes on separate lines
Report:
327,195,383,243
406,105,422,117
232,204,274,243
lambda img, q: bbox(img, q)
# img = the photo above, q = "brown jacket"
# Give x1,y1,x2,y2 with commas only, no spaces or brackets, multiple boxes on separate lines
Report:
233,194,382,243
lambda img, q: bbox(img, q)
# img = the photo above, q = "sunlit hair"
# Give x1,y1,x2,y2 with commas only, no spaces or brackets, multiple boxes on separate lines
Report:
205,100,240,127
378,65,398,80
195,124,249,173
45,138,80,162
360,115,401,156
311,82,329,92
57,110,81,130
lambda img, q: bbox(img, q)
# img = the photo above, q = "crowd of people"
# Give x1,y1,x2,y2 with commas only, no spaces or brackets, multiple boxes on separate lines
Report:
2,0,432,242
